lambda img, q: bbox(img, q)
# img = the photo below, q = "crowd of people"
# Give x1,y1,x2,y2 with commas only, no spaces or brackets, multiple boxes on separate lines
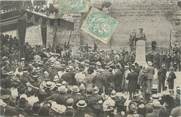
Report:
0,33,181,117
146,46,181,72
0,1,58,18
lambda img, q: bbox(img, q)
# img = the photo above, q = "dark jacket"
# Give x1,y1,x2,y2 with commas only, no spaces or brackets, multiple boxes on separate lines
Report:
61,72,77,85
127,71,138,92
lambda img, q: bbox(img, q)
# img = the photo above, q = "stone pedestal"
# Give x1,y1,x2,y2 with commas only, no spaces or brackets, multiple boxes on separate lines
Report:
135,40,147,66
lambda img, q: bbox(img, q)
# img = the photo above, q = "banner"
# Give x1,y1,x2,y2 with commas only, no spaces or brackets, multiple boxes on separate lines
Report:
17,16,27,58
81,8,119,44
57,0,90,15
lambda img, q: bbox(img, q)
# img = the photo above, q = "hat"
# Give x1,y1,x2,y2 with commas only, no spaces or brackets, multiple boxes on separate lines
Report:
161,64,166,68
147,61,153,66
62,81,68,85
79,83,86,91
129,101,138,112
162,90,170,96
69,66,74,71
20,94,28,100
71,86,80,93
43,71,49,77
152,94,159,100
138,103,145,109
53,75,59,82
176,87,180,95
56,83,62,87
76,100,87,108
31,72,39,78
145,104,153,113
66,98,74,105
51,101,66,114
110,90,117,98
169,66,174,71
152,100,161,108
52,62,65,70
48,56,57,63
45,81,56,90
98,99,103,104
58,86,67,93
96,61,101,66
2,56,8,61
142,67,149,73
86,87,93,94
103,97,115,111
84,59,90,64
34,55,42,63
21,58,25,61
93,86,99,94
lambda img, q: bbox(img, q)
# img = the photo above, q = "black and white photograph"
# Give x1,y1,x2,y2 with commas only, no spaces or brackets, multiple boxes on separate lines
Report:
0,0,181,117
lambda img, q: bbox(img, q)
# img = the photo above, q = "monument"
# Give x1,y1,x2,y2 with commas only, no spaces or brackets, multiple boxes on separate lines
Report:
134,28,148,66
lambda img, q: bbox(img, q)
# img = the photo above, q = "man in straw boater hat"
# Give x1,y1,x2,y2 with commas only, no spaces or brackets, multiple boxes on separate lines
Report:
70,85,84,106
64,98,75,117
75,100,87,117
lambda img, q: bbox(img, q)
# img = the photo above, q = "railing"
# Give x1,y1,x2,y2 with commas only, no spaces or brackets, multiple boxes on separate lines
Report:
0,10,21,21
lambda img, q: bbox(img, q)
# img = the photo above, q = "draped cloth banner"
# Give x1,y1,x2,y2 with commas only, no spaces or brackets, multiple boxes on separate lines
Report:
41,19,47,48
81,8,119,44
17,16,27,58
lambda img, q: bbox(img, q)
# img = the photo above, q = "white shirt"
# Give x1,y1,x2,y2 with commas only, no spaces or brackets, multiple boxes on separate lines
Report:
27,95,39,106
75,72,86,83
10,87,18,99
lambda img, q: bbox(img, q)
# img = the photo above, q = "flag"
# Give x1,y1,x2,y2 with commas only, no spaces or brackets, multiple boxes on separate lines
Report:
57,0,90,15
81,8,119,44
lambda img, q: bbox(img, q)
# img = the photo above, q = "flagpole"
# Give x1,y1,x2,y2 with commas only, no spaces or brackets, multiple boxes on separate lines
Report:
110,36,113,49
169,30,172,54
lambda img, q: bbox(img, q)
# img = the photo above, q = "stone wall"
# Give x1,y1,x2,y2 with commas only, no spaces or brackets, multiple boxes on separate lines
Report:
76,0,180,49
5,0,181,49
